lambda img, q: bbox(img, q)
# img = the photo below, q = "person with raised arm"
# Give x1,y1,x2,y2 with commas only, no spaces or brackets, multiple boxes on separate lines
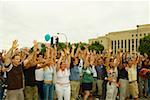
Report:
42,43,55,100
55,44,71,100
105,48,119,100
69,44,81,100
90,51,97,98
81,46,94,100
125,53,140,100
23,40,39,100
2,40,24,100
117,50,130,100
35,52,45,100
95,54,107,99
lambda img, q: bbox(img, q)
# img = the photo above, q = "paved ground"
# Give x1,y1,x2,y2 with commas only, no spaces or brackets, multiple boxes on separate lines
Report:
75,96,150,100
139,97,150,100
77,97,150,100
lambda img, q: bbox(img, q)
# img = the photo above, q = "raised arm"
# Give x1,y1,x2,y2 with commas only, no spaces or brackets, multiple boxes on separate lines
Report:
71,44,76,58
115,51,123,67
56,50,64,71
23,40,38,68
4,40,18,66
83,48,90,68
133,53,140,65
104,48,112,67
65,46,71,69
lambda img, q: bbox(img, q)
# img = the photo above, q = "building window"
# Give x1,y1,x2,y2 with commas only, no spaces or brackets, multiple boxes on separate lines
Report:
121,40,123,49
132,39,134,44
111,41,113,50
144,33,146,36
114,40,116,54
136,34,138,37
132,39,134,51
132,34,134,37
140,34,142,36
118,40,120,49
125,40,127,50
132,46,134,51
128,39,130,52
101,40,103,43
136,39,138,51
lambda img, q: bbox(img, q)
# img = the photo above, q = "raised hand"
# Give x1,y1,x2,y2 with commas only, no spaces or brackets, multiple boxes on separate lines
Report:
23,47,29,55
66,48,70,55
33,40,38,51
72,44,76,49
54,44,57,50
108,48,112,53
45,43,50,48
12,40,19,49
61,51,65,57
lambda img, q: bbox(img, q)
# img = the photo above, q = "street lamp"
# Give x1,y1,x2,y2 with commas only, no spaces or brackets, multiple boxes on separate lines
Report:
57,33,68,43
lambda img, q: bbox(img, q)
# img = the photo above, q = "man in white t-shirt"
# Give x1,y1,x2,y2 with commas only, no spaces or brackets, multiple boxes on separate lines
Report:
35,54,44,100
126,55,139,100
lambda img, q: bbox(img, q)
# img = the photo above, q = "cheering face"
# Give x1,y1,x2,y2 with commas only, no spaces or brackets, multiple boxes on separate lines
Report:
73,57,79,65
12,55,21,66
98,58,103,65
128,60,133,67
109,59,114,67
38,55,43,61
60,63,67,71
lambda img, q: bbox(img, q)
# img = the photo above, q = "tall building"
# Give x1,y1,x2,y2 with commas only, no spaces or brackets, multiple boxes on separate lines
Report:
89,24,150,54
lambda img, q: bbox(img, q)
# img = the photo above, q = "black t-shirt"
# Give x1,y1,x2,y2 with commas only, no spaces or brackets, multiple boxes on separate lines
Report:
23,66,36,86
6,64,24,90
118,67,128,80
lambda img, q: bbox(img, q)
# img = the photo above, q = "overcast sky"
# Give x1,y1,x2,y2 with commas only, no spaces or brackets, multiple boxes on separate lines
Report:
0,0,149,50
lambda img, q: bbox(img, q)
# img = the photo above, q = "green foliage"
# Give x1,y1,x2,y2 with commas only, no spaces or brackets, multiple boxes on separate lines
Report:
139,35,150,58
40,43,46,55
29,42,46,55
74,42,87,50
56,42,87,51
29,41,104,54
88,41,104,53
57,42,66,50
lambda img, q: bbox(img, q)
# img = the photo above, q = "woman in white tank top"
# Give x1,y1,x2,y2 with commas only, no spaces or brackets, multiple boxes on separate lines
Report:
55,49,71,100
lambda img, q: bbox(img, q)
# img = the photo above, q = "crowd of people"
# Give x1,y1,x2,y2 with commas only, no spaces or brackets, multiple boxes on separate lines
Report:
0,40,150,100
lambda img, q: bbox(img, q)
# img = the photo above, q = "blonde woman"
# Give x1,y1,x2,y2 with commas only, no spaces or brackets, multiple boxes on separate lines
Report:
55,47,71,100
42,44,56,100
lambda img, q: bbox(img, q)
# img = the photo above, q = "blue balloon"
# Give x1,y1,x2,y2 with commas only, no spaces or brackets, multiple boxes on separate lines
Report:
45,34,51,41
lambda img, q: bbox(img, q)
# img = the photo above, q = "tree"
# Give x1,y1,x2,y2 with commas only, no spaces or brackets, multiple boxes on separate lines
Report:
29,42,46,55
88,41,104,53
73,42,87,51
57,42,67,50
29,41,104,54
139,35,150,58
